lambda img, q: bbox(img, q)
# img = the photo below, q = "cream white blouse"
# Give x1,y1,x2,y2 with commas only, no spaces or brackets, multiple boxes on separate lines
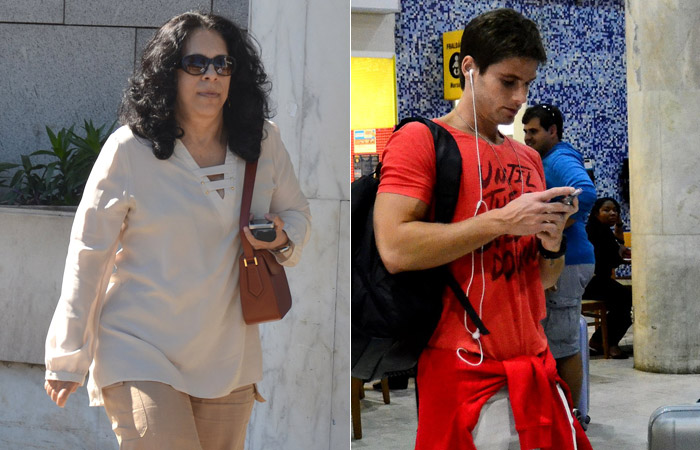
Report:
44,121,311,406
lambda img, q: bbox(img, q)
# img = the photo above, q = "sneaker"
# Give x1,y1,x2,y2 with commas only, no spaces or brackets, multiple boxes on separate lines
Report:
572,408,590,431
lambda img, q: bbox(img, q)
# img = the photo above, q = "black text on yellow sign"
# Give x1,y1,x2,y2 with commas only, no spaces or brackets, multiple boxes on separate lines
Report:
443,29,463,101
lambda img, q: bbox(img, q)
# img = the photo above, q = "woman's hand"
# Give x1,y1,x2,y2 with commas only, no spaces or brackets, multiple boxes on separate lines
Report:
243,213,290,251
45,380,79,408
614,220,626,241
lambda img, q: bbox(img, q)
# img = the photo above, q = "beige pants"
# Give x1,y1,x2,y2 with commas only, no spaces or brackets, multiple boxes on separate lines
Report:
102,381,264,450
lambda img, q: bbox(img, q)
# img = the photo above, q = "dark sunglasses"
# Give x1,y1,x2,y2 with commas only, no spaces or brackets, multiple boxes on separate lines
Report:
179,54,236,76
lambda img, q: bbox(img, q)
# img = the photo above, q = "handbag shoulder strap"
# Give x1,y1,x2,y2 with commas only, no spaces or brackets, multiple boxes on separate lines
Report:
239,160,258,261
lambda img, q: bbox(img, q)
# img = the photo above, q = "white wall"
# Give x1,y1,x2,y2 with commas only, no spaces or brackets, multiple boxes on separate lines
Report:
351,12,396,54
248,0,350,449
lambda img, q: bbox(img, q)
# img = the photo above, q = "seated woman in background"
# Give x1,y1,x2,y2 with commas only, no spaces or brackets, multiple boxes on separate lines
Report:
584,197,632,359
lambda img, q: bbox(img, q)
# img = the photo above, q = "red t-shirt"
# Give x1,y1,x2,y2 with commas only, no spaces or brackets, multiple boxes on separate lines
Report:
378,119,549,361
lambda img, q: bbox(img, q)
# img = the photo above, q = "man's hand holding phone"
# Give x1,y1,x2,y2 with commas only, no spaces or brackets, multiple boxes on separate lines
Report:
560,188,583,206
537,186,580,251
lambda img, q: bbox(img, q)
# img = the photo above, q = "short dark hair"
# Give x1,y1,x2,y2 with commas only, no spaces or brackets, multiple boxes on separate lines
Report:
459,8,547,89
119,12,272,161
522,104,564,140
589,197,621,223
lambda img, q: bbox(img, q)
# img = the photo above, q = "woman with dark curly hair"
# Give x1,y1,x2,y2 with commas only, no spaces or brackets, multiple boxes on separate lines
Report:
584,197,632,359
43,12,311,449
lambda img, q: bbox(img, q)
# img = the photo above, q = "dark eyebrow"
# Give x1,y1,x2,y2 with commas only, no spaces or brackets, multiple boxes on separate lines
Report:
500,74,537,84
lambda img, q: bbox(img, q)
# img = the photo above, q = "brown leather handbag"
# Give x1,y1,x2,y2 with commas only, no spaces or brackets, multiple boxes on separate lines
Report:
238,160,292,324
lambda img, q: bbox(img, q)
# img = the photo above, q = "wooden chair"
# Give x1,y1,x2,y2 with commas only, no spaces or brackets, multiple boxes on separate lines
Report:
351,377,390,439
581,299,610,359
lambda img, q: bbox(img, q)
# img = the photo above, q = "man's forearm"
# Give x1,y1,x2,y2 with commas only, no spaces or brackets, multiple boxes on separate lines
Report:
377,212,506,274
539,255,565,289
375,188,577,274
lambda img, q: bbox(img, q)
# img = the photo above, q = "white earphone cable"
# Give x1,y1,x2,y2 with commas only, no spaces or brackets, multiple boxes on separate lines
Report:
457,68,487,367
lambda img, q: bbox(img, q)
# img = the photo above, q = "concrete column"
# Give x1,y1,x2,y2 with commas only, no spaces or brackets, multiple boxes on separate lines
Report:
627,0,700,373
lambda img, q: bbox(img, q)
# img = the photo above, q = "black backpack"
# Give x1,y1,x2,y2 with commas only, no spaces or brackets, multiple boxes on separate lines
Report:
351,117,489,380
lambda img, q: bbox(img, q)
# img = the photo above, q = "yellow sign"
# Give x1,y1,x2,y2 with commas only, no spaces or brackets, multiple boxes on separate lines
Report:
443,29,463,101
353,129,377,154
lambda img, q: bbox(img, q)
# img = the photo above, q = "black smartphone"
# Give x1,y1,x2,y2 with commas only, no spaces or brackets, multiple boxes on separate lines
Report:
561,188,583,205
249,219,276,242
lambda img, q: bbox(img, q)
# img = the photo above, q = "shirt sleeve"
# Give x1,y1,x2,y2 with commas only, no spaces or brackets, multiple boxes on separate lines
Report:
266,123,311,267
548,150,597,221
377,122,436,205
44,133,132,384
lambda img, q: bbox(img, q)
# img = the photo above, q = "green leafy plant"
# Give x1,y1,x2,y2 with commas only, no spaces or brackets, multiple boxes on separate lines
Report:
0,120,117,206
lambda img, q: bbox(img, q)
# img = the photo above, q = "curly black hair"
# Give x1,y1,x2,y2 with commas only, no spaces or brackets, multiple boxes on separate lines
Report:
119,12,272,161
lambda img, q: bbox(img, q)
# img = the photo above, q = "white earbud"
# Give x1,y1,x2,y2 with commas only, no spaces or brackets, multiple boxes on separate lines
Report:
468,68,474,90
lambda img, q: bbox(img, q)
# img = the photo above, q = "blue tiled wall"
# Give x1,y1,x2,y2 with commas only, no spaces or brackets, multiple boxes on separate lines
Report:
395,0,629,226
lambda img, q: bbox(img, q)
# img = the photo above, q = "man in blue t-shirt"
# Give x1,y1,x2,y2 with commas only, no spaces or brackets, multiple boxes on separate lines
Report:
523,104,596,409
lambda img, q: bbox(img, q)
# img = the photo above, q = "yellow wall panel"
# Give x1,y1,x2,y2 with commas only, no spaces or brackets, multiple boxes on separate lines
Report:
351,56,397,130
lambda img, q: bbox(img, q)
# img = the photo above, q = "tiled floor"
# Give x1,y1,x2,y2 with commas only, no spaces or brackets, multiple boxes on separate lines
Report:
352,332,700,449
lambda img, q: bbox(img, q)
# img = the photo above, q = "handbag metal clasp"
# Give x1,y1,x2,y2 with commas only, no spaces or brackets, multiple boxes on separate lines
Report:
243,256,258,267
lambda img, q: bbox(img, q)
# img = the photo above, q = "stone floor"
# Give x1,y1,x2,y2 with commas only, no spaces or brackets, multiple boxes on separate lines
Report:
351,330,700,450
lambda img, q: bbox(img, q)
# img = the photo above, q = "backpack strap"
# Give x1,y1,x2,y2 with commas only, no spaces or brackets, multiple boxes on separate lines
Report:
394,117,490,336
395,117,461,224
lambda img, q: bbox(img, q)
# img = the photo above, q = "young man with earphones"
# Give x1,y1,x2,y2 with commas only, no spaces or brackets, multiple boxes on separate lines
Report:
523,104,598,413
374,8,592,450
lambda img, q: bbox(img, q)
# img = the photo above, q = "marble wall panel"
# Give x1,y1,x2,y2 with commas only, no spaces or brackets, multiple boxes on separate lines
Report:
628,0,700,375
659,90,700,235
626,1,683,93
248,1,351,446
247,198,340,450
251,0,349,202
250,1,307,186
625,3,641,93
64,0,209,27
632,234,700,373
676,8,700,90
0,362,117,449
628,0,700,92
351,13,396,53
331,200,350,449
0,0,63,23
0,24,133,162
627,91,662,235
298,0,350,201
